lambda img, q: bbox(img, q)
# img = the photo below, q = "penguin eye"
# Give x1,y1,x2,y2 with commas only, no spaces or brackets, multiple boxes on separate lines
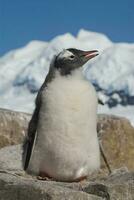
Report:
70,55,75,59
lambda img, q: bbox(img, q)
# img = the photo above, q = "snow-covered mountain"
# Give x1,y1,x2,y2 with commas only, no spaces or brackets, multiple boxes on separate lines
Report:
0,29,134,125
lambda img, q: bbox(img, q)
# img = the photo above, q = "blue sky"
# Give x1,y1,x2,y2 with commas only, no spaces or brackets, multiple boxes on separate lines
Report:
0,0,134,56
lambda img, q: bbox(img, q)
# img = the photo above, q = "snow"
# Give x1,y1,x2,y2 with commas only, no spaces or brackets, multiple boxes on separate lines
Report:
0,29,134,126
85,43,134,95
77,29,112,50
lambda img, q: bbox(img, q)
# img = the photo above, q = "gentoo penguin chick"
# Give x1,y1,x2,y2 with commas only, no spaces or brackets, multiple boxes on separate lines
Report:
23,48,100,182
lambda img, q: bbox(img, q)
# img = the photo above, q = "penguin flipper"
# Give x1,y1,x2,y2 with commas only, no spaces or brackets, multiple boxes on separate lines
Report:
22,68,55,171
98,99,104,105
22,92,41,171
22,59,56,171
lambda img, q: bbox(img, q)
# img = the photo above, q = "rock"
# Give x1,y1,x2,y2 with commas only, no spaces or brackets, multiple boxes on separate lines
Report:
127,96,134,105
98,114,134,171
107,98,118,108
0,144,134,199
0,173,102,200
0,108,30,148
0,144,22,171
83,170,134,200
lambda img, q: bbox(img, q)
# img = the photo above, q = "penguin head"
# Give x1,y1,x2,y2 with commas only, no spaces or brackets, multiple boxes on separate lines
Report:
54,48,99,75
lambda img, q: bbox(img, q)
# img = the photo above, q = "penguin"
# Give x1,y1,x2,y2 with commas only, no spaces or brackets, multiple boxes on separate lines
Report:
23,48,100,182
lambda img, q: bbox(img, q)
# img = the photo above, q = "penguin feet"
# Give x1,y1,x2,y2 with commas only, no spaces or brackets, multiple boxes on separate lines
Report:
73,175,87,182
73,176,87,191
37,171,54,181
37,176,54,181
78,181,85,191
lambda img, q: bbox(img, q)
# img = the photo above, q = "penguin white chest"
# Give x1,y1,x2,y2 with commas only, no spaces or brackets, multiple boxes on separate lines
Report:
42,71,97,122
29,70,100,181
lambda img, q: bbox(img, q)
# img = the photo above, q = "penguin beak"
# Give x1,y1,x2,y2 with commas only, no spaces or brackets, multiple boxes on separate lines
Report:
82,50,99,60
77,49,99,66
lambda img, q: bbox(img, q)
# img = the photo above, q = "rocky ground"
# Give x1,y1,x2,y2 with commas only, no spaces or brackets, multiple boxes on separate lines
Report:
0,108,134,199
